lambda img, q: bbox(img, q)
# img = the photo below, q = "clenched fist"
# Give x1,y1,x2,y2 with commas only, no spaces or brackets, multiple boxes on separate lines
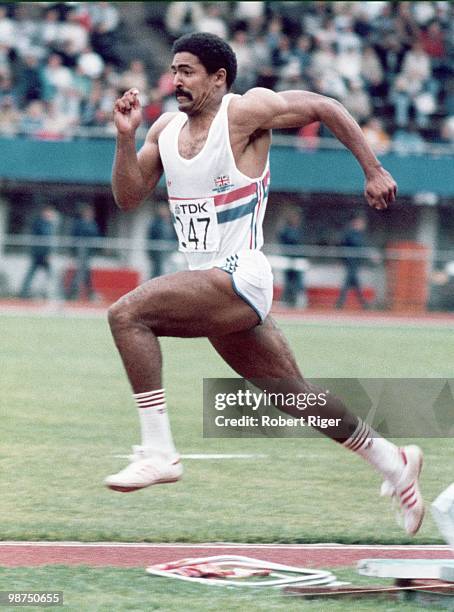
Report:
114,88,142,135
365,167,397,210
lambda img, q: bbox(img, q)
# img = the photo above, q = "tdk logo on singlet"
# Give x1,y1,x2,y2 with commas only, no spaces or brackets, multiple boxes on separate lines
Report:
174,202,209,215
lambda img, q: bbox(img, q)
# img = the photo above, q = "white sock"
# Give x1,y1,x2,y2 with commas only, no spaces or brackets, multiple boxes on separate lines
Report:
133,389,178,458
343,419,404,484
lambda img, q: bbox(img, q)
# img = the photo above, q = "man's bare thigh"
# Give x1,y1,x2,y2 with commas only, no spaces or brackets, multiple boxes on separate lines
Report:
111,267,260,337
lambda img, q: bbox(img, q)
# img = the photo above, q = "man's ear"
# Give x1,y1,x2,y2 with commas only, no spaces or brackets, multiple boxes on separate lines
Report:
214,68,227,87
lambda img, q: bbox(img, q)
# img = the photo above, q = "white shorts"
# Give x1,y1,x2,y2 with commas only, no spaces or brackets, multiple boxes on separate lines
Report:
217,250,274,322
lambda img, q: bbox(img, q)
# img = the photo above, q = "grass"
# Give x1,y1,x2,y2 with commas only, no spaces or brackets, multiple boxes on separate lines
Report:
0,566,431,612
2,312,453,610
1,314,451,544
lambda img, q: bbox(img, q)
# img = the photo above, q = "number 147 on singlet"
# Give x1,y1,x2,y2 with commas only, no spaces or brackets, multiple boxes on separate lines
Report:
169,197,220,252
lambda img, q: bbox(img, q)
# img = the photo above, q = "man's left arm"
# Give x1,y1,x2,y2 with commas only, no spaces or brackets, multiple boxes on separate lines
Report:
235,88,397,210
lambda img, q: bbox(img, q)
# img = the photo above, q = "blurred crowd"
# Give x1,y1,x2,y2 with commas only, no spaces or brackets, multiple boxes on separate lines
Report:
0,1,453,150
0,1,126,138
164,1,454,150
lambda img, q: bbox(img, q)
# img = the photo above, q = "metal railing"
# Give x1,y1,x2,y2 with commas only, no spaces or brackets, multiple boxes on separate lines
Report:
1,234,453,311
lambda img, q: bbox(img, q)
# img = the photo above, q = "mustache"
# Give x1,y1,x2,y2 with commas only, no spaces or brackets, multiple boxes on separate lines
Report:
175,89,193,100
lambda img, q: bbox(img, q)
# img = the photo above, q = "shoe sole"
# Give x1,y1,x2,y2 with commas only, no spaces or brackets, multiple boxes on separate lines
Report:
106,476,181,493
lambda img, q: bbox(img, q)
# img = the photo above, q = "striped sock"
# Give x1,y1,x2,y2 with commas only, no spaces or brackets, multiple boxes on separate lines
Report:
133,389,177,458
343,418,404,483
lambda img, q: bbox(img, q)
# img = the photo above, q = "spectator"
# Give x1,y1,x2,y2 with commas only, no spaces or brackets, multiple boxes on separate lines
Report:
392,122,427,155
336,46,363,84
119,59,149,98
195,4,228,40
0,74,16,104
294,35,313,84
88,2,120,65
38,7,61,50
336,24,362,55
0,43,11,79
360,45,386,102
147,204,176,278
165,2,204,39
375,34,406,80
266,15,284,52
310,40,337,80
336,216,370,309
80,79,103,126
19,206,58,299
11,3,38,58
66,204,100,300
0,95,20,136
14,52,42,107
77,44,105,79
439,116,454,144
251,33,275,89
18,100,46,137
0,5,15,48
278,207,306,308
40,53,73,102
362,117,391,154
58,8,89,56
234,1,265,36
342,80,372,124
229,29,256,94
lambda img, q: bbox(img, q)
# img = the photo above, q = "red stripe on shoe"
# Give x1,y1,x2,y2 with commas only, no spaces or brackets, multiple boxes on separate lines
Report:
400,481,415,497
401,490,416,506
406,497,419,509
400,449,408,465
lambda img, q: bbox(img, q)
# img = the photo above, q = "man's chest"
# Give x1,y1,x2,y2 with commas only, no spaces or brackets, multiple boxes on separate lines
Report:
177,127,211,160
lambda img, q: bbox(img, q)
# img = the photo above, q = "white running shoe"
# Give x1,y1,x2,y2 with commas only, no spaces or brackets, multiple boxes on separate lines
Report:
105,447,183,493
380,445,424,536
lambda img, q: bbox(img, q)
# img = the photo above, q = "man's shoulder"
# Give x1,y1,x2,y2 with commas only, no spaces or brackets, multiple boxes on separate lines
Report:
228,87,286,134
229,88,278,115
147,112,179,143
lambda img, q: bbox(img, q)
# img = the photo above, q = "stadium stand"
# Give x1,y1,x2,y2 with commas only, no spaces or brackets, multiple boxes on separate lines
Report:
0,1,452,146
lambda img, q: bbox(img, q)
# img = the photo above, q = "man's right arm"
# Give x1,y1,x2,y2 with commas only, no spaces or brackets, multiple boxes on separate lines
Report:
112,88,174,211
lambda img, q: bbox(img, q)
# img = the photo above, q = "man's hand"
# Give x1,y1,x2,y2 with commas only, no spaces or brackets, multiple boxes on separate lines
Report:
114,88,142,135
365,167,397,210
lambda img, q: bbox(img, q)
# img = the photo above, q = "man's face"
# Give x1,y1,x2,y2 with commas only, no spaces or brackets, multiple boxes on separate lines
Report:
171,52,219,114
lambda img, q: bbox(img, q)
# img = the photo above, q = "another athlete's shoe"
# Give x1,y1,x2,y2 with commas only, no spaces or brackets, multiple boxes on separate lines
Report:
104,446,183,492
380,445,424,536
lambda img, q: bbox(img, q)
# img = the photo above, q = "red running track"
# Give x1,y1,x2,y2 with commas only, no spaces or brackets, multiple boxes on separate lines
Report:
0,543,452,568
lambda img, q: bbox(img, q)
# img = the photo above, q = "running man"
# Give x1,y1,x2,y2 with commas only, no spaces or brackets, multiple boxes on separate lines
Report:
105,33,424,536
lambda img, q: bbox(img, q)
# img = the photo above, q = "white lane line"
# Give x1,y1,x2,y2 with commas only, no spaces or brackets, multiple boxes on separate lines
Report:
112,454,269,460
0,542,450,551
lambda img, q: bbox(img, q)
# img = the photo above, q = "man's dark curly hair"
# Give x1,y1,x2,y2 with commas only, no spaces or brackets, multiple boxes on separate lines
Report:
172,32,237,90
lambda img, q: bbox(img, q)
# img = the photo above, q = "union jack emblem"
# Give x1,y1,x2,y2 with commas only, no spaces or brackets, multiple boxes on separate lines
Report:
216,175,230,187
213,175,233,193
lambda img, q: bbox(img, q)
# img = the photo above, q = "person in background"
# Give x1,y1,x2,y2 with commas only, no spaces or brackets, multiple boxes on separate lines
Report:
336,215,370,309
19,205,57,298
147,203,176,278
278,207,306,307
66,204,100,300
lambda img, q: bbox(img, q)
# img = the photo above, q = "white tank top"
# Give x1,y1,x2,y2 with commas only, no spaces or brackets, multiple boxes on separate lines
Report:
158,93,270,270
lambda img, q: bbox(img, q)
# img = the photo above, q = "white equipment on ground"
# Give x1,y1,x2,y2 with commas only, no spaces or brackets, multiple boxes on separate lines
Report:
431,482,454,550
146,554,340,588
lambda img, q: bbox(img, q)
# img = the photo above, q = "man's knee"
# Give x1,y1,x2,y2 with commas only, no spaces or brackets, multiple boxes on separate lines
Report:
108,283,162,334
108,289,151,333
108,298,135,333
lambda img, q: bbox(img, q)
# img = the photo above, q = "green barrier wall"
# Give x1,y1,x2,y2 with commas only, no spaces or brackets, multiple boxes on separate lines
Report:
1,137,453,196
